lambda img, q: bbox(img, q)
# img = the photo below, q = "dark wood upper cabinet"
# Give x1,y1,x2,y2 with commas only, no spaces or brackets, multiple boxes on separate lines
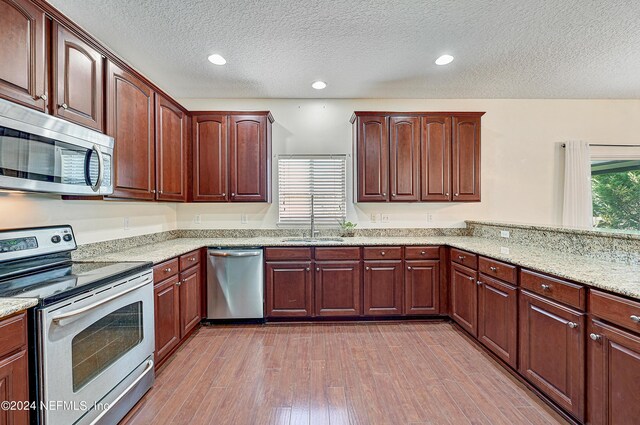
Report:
519,291,585,422
265,261,313,318
421,116,451,201
106,61,155,200
404,260,440,315
155,94,187,201
229,114,272,202
192,114,228,202
0,0,48,111
52,23,104,131
363,260,403,316
450,262,478,337
355,115,389,202
588,319,640,425
315,261,361,317
452,116,481,201
477,273,517,369
389,116,420,201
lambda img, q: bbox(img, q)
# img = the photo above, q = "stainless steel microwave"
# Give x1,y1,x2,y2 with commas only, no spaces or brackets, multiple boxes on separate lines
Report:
0,98,114,196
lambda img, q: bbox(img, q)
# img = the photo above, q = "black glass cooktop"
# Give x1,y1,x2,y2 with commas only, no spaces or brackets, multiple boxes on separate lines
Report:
0,257,151,306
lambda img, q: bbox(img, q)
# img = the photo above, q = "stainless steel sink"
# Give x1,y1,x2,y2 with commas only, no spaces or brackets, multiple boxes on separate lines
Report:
282,237,344,243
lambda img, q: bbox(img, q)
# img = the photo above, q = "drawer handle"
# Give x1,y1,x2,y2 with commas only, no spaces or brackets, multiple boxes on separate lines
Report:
590,333,601,341
189,257,196,261
468,276,474,281
420,251,426,255
567,322,578,329
541,284,550,291
489,266,498,272
631,315,640,323
380,251,385,256
164,267,172,273
458,255,465,260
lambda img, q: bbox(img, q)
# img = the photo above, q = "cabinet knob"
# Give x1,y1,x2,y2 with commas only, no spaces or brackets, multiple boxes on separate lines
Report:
222,193,226,197
392,193,396,197
590,333,602,341
59,103,68,109
382,192,386,196
152,189,156,194
631,315,640,323
445,192,449,196
316,267,320,272
454,193,459,196
541,284,550,291
458,255,465,260
306,267,310,271
420,251,426,255
476,280,482,286
468,276,475,281
567,322,578,329
231,193,236,197
365,266,370,271
164,268,172,272
380,251,385,256
39,93,48,101
489,266,498,272
407,266,412,270
159,190,163,194
176,281,182,286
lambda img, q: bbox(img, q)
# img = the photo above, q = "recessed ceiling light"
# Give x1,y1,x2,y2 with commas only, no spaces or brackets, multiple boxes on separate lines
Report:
207,54,227,65
312,81,327,90
435,54,454,65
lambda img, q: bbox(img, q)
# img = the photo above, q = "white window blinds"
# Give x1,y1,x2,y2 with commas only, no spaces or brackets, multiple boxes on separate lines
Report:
278,156,347,225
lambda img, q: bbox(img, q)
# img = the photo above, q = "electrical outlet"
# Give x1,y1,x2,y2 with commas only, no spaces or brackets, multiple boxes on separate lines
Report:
194,214,201,224
241,213,248,224
381,214,389,223
370,213,377,223
426,213,433,223
500,246,510,255
500,230,510,238
123,217,129,230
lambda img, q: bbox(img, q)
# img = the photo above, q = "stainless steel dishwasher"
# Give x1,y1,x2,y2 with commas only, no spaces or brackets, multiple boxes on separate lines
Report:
207,248,264,319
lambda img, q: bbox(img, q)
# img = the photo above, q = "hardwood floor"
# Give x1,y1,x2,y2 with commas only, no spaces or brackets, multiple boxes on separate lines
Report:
121,322,567,425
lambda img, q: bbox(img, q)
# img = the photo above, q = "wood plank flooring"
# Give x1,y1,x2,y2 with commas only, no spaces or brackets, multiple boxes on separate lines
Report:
121,322,567,425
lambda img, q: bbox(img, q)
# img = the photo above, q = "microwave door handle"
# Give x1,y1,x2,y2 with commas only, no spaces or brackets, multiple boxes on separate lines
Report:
84,145,104,192
51,278,152,326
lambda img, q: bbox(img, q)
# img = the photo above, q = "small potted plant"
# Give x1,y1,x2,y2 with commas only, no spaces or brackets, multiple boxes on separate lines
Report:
338,219,357,237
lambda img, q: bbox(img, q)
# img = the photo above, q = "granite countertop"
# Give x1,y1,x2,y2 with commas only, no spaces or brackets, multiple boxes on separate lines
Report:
0,298,39,320
79,236,640,300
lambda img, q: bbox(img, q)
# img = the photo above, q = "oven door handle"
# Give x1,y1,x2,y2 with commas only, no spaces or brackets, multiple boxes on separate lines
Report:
89,358,154,425
51,278,152,326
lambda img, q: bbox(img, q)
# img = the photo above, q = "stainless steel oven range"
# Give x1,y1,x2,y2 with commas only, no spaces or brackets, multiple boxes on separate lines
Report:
0,226,154,425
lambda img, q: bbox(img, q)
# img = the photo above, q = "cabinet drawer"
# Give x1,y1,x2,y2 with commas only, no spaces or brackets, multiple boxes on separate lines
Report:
0,312,27,358
520,269,585,310
363,246,402,260
315,247,361,261
179,250,200,270
451,248,478,269
265,247,312,261
590,290,640,334
154,258,179,282
478,257,517,285
405,246,440,260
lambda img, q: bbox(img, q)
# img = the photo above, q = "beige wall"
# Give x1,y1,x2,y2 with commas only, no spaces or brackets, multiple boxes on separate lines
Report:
2,98,639,243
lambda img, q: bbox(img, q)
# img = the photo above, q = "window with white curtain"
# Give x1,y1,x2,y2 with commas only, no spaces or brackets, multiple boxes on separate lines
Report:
278,156,346,226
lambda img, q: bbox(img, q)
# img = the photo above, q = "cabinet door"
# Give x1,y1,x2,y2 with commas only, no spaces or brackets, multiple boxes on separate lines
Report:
0,350,29,425
356,116,389,202
404,260,440,315
0,0,47,111
452,116,481,201
389,116,420,201
179,266,201,338
588,319,640,425
421,116,451,201
155,94,187,201
229,115,269,202
154,275,180,365
364,260,403,316
52,23,104,131
519,291,585,421
450,262,478,336
192,114,228,201
477,274,517,368
107,61,156,200
265,262,312,317
315,261,361,317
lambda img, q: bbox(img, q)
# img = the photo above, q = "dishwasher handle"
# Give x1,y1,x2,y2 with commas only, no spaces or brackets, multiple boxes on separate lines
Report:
209,249,262,258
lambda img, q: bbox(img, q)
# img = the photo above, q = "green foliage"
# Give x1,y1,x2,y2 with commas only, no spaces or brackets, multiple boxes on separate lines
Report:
338,220,357,230
592,170,640,231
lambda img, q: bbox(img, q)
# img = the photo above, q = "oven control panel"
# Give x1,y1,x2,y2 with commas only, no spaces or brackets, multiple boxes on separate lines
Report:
0,226,76,262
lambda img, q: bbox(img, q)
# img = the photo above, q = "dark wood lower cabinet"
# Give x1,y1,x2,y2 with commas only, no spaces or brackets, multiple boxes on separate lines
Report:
154,275,181,365
588,319,640,425
450,262,478,336
519,291,585,422
179,266,201,337
315,261,361,317
477,273,517,368
265,262,313,317
404,260,440,315
0,312,29,425
364,260,403,316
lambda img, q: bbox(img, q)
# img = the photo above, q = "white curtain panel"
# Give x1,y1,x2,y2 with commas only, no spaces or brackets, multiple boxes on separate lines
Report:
562,141,593,227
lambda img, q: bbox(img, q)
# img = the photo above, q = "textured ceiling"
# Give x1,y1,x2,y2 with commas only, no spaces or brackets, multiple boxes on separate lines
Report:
48,0,640,99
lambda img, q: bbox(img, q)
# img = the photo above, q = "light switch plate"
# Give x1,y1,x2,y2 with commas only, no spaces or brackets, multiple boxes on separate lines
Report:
381,214,389,223
370,213,377,223
194,214,201,224
123,217,129,230
241,214,248,224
